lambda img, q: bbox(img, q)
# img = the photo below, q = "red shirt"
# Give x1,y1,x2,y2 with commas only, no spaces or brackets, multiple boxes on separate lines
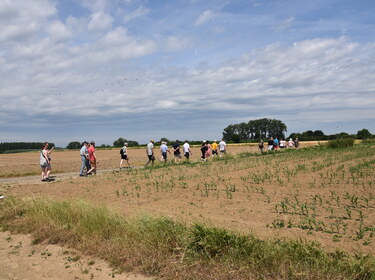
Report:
88,146,96,161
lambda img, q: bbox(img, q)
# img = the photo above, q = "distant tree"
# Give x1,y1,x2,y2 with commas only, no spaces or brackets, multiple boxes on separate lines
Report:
160,137,169,143
0,142,55,152
113,137,126,147
223,118,287,141
66,141,81,149
357,129,372,139
113,138,139,147
313,130,325,138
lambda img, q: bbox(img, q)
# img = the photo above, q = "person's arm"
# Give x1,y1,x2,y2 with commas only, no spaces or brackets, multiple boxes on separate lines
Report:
48,146,55,154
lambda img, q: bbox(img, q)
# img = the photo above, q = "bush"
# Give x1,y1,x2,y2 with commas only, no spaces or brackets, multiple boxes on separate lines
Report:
326,138,355,149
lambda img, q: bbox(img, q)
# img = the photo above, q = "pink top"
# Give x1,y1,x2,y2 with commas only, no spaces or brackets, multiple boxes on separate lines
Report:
88,146,96,161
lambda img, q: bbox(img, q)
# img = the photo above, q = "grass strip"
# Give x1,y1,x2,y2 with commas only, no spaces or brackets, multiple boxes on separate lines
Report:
0,197,374,279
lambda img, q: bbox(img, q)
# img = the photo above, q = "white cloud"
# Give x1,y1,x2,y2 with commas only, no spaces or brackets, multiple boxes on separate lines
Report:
123,6,150,23
165,36,191,51
88,12,113,32
195,10,214,26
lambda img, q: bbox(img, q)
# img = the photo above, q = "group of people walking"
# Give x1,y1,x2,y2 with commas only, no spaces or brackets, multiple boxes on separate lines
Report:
79,141,98,176
258,137,299,152
40,137,298,182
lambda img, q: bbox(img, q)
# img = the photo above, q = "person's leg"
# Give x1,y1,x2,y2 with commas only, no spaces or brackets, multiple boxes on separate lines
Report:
120,159,123,168
46,167,51,178
80,156,86,175
41,167,46,180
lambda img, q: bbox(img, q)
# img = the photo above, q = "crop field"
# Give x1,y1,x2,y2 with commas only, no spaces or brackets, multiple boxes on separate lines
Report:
0,142,374,279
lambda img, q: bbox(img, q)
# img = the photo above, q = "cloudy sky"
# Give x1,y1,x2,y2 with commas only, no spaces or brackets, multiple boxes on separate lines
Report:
1,0,374,146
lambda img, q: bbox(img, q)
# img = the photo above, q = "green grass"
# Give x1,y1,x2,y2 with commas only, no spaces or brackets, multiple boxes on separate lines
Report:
0,197,374,279
326,138,355,149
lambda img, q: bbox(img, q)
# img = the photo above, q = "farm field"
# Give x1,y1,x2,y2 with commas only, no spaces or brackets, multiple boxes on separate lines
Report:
1,143,374,256
0,143,375,254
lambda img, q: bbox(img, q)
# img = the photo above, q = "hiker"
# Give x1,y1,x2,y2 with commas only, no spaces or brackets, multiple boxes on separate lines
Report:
120,142,131,168
145,140,155,167
273,138,279,150
160,141,171,162
294,138,300,148
172,140,182,162
183,140,192,161
211,140,218,157
259,139,264,152
219,139,227,157
288,138,295,148
40,142,54,182
201,141,208,161
79,141,90,176
205,141,212,158
268,137,274,151
87,141,98,175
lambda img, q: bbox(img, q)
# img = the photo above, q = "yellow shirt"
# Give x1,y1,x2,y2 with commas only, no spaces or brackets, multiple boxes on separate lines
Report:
212,142,218,150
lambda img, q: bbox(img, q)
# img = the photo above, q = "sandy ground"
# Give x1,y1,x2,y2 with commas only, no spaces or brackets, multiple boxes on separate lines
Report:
0,231,150,280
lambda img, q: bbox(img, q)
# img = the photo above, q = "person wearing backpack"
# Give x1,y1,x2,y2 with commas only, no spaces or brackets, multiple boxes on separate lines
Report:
120,142,130,168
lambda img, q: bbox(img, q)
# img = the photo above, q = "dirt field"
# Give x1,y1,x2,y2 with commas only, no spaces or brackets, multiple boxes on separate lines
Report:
1,143,374,263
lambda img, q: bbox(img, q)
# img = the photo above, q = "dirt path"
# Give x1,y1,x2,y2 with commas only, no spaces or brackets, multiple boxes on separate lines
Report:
0,231,151,280
0,167,134,185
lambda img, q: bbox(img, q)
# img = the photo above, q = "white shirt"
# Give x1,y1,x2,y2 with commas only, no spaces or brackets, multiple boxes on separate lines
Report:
183,142,190,153
147,142,154,155
122,146,127,154
219,141,226,151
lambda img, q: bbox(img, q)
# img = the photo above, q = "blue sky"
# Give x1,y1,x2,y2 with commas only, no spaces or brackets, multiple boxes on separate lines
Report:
1,0,374,146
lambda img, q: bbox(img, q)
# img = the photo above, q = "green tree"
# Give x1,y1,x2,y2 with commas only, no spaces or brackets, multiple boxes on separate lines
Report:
113,138,126,147
357,128,372,139
222,118,287,141
66,141,81,149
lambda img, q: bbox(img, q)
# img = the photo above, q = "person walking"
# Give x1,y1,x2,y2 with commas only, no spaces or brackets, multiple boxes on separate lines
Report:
120,142,131,168
288,138,295,148
145,140,155,167
183,140,192,161
205,141,212,158
87,141,98,175
79,141,90,176
259,139,264,152
40,142,54,181
201,141,208,161
211,140,218,157
172,140,182,163
294,138,300,148
268,137,274,151
219,139,227,157
160,141,171,163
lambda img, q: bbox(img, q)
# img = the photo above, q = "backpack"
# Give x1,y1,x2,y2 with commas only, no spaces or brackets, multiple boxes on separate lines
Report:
120,148,124,155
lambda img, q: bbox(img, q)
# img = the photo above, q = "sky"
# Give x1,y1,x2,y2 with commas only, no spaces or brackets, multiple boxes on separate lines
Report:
1,0,375,146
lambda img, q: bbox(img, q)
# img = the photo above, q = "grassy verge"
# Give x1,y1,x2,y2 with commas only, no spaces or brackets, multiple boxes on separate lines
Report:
0,197,374,279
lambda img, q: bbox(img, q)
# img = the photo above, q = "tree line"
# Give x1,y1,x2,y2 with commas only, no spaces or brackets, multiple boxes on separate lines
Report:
0,142,55,153
1,127,372,153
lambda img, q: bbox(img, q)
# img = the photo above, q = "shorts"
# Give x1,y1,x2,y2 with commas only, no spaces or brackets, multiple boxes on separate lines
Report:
174,152,181,158
220,150,226,154
212,150,218,155
121,154,128,160
162,152,167,160
148,154,155,161
40,162,51,169
184,152,190,159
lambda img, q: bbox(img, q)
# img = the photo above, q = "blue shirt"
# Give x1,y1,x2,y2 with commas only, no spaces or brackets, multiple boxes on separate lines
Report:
160,144,168,153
